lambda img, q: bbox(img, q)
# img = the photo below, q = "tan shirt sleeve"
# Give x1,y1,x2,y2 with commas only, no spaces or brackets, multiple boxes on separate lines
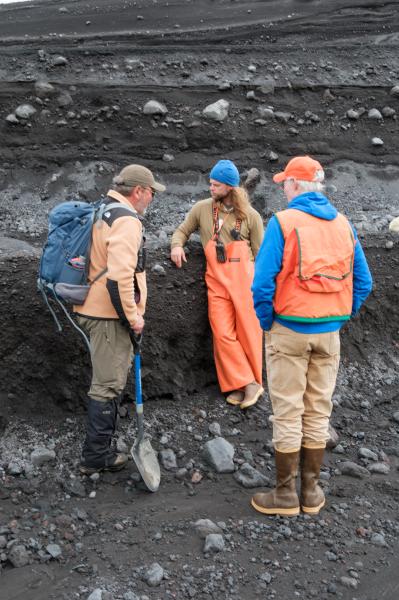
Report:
171,203,201,249
248,209,264,258
106,216,142,328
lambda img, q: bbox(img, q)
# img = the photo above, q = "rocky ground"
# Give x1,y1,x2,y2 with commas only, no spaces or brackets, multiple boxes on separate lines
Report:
1,1,399,599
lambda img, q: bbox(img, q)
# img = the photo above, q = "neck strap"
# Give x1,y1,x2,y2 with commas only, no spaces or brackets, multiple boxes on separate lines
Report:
212,203,242,238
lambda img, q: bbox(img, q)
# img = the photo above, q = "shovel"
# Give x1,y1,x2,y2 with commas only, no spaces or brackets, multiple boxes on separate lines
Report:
130,333,161,492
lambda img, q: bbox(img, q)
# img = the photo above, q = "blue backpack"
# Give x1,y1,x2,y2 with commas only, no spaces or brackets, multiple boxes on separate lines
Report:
38,199,136,342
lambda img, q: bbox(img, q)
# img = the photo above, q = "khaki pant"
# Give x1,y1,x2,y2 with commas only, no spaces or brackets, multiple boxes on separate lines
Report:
265,322,340,452
77,317,132,402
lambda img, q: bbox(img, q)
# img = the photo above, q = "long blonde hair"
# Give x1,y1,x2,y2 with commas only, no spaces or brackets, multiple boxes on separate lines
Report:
223,186,251,221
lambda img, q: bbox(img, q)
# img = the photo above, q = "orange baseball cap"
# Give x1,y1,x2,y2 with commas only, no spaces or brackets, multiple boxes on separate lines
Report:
273,155,324,183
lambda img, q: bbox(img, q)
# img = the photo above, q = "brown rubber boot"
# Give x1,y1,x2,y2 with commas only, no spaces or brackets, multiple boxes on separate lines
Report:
251,450,300,516
300,447,326,515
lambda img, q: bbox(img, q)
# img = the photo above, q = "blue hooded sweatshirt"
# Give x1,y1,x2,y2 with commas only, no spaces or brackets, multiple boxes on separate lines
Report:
252,192,373,333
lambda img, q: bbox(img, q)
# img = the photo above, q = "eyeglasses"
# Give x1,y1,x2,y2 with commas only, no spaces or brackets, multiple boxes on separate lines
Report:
143,187,156,198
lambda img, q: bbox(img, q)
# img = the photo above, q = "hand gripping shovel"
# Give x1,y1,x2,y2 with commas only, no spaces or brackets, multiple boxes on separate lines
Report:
130,334,160,492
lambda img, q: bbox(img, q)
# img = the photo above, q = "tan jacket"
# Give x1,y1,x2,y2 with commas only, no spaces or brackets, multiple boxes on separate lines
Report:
171,197,264,259
74,190,146,327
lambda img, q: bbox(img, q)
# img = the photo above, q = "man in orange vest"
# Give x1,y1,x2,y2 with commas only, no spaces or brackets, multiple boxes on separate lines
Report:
171,160,264,409
251,156,372,516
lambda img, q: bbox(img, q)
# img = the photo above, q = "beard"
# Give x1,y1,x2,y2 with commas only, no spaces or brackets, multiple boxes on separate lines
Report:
211,190,231,202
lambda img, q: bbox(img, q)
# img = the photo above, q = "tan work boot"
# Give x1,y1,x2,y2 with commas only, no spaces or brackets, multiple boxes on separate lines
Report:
251,450,300,516
240,381,264,410
300,446,326,514
226,390,245,406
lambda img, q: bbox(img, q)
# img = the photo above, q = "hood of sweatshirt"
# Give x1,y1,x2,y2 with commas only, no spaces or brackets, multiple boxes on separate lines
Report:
287,192,337,221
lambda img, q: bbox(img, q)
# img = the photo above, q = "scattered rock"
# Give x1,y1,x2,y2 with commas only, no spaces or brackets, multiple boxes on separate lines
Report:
52,56,68,66
63,478,86,497
143,100,168,116
7,461,24,475
370,532,388,546
326,423,339,449
202,99,230,122
242,167,261,194
333,444,345,454
347,109,360,120
6,114,19,124
340,461,370,478
389,218,399,233
257,80,275,95
194,519,222,538
56,92,73,107
368,462,390,474
15,104,36,120
257,106,274,119
268,151,279,161
234,462,270,488
46,544,62,559
260,572,272,584
358,447,378,461
208,422,221,436
87,590,105,600
368,108,383,120
340,576,358,589
34,81,56,98
381,106,396,118
8,544,30,568
123,593,140,600
30,447,56,467
144,562,164,587
204,533,224,553
275,111,292,124
202,437,235,473
151,264,166,275
371,137,384,146
125,58,145,70
159,449,177,470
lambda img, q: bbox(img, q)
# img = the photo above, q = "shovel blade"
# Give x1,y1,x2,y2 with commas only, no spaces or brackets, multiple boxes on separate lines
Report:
131,437,160,493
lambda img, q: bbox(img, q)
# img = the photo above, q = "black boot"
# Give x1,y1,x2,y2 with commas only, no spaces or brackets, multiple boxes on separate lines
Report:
80,398,128,475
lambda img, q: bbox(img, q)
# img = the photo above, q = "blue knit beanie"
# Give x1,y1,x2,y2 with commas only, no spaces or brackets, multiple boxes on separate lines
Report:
209,159,240,187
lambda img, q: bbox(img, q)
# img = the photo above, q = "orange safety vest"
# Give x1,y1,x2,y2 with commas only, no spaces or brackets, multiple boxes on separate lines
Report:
274,208,355,323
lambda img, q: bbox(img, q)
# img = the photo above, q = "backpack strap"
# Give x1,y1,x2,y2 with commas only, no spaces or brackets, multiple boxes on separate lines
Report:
95,201,139,228
89,201,141,284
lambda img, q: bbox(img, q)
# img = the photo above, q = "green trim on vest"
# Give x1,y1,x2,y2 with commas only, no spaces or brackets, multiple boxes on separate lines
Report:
276,314,350,323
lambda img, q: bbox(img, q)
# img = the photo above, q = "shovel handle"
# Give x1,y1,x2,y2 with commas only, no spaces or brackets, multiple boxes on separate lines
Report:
130,332,142,355
134,352,143,408
134,347,144,443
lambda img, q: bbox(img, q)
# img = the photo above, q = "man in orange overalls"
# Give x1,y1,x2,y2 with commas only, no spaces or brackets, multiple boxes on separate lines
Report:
251,156,373,516
171,160,264,409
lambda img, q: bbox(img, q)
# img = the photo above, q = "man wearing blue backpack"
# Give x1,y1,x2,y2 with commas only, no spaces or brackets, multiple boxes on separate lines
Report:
74,164,165,475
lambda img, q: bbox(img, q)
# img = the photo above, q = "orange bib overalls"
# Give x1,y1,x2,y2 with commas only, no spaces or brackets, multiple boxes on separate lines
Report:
204,205,262,392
